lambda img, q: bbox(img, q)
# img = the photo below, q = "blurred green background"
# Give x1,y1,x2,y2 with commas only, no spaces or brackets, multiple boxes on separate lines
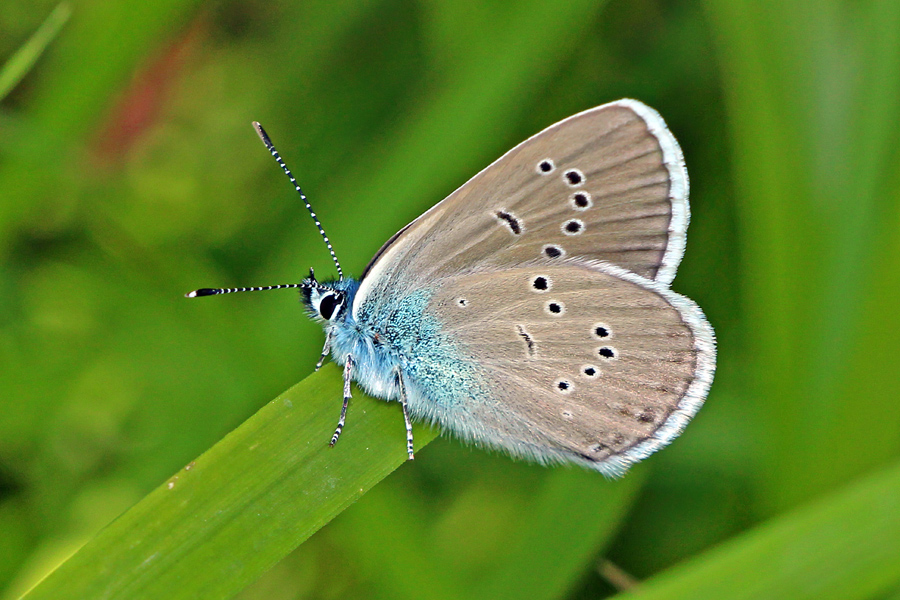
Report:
2,0,900,598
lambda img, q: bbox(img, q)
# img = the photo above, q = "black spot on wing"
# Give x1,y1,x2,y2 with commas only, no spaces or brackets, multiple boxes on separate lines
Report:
516,325,535,357
495,211,522,235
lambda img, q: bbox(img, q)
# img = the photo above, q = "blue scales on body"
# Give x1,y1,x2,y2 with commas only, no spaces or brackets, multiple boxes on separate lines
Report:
305,275,489,459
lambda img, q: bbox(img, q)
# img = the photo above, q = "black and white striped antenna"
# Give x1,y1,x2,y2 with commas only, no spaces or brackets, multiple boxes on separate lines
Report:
186,283,310,298
186,268,326,298
185,123,344,299
253,121,343,281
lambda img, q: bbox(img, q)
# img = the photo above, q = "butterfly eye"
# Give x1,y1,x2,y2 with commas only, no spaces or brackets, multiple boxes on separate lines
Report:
318,293,341,320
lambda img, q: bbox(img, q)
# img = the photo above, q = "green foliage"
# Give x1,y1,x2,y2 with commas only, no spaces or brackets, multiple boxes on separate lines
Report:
0,3,70,102
2,0,900,599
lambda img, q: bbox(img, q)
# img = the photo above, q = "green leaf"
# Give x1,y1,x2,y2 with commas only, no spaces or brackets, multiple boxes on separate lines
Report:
0,3,71,102
21,365,437,600
612,459,900,600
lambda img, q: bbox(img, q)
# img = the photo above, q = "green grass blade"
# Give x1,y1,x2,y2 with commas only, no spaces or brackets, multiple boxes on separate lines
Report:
21,365,437,600
0,3,71,102
612,459,900,600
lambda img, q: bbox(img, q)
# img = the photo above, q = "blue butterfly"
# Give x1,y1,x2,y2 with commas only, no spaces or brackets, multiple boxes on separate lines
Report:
189,100,716,476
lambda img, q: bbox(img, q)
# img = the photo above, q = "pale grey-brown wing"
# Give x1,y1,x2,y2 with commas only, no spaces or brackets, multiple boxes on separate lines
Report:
417,259,714,476
354,99,688,319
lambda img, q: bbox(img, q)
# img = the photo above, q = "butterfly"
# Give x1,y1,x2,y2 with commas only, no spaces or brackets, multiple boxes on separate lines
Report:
188,99,716,477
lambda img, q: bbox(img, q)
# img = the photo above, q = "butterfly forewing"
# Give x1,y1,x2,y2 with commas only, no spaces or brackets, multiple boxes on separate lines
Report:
355,99,688,317
416,260,714,476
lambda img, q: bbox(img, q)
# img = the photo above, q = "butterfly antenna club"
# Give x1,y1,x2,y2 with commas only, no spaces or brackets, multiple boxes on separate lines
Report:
253,121,344,281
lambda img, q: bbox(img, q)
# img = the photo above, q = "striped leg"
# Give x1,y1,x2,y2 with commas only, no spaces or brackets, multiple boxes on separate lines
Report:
330,355,353,447
315,332,331,372
395,369,415,460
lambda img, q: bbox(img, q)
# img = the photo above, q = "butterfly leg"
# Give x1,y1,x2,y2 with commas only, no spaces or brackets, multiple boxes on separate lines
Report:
315,332,332,372
330,354,353,447
394,369,415,460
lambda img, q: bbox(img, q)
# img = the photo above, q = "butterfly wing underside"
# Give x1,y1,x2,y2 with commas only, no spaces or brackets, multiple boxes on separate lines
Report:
348,99,713,473
354,99,688,317
416,260,715,475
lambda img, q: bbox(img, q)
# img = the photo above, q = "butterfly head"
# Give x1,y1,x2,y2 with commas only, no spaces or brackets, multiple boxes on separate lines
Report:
300,268,358,324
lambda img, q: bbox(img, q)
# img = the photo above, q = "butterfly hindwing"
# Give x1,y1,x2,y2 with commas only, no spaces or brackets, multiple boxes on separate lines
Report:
355,99,688,317
412,259,715,475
